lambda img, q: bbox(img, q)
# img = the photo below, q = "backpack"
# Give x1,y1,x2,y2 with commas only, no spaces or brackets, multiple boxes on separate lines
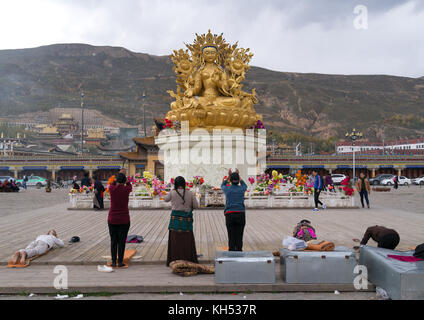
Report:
293,221,317,242
126,235,143,243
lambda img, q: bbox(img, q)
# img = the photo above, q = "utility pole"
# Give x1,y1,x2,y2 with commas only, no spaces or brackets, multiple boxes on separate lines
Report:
80,91,84,155
142,91,146,137
345,128,363,182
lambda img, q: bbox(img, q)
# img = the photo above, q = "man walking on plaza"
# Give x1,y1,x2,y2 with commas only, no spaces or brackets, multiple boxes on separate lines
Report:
22,174,28,190
356,172,371,208
312,170,326,212
221,168,247,251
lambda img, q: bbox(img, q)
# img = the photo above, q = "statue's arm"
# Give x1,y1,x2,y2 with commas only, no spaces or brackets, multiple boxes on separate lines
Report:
186,72,202,97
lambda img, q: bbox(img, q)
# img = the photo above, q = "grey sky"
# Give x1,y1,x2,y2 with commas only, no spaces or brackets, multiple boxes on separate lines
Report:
0,0,423,77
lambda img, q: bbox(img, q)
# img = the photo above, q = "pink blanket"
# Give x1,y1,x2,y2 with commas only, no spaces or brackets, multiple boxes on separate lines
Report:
387,254,423,262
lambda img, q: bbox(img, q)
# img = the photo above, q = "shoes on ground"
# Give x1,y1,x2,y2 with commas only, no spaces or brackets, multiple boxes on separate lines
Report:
313,208,319,212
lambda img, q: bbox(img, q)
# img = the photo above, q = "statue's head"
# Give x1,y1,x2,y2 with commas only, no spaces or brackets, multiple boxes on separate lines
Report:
202,46,217,63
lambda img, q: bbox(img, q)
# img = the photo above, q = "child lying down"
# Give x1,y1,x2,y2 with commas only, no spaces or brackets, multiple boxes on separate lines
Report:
10,229,65,264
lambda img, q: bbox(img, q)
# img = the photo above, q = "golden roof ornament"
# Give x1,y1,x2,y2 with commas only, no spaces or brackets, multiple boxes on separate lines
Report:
166,30,262,130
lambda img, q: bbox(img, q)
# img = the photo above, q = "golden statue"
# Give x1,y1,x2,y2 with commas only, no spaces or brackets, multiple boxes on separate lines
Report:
166,30,262,130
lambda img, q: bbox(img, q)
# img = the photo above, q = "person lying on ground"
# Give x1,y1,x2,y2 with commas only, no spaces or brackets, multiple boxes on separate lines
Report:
10,229,65,265
353,225,400,250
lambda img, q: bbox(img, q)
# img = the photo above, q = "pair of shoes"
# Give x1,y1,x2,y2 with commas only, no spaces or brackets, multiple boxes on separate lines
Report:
313,208,319,212
322,204,327,210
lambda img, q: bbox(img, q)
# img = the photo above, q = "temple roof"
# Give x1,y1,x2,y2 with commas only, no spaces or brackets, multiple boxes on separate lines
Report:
133,136,156,146
119,151,146,161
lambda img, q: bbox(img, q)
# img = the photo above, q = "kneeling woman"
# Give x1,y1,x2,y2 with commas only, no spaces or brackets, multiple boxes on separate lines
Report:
164,176,199,266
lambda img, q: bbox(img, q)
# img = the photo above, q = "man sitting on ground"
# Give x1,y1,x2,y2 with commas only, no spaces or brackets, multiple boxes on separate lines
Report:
10,230,65,264
354,225,400,250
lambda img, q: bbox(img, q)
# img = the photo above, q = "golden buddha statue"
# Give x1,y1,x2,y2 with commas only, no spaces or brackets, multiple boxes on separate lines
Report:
166,30,262,130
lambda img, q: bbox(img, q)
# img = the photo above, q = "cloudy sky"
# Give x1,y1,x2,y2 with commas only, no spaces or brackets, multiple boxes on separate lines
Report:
0,0,423,77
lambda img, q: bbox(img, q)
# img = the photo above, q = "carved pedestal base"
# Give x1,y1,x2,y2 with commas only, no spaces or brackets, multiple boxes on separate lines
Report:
155,130,266,187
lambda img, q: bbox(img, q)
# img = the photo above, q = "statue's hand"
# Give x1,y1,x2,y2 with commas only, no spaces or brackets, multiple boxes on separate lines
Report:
212,72,221,85
185,89,193,98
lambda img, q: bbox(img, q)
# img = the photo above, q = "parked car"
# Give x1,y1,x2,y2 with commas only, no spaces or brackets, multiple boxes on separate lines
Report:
369,174,395,185
16,176,47,189
412,176,424,185
331,174,347,185
381,176,411,186
0,176,14,183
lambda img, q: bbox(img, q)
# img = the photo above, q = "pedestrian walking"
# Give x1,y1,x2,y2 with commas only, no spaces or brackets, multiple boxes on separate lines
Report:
22,175,28,190
312,170,326,212
393,175,399,190
93,175,105,210
355,172,371,208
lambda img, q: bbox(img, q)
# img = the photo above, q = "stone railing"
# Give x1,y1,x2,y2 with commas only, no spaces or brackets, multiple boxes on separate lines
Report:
69,186,355,209
204,188,355,208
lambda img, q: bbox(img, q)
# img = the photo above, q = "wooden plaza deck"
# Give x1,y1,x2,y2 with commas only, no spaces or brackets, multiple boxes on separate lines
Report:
0,188,422,265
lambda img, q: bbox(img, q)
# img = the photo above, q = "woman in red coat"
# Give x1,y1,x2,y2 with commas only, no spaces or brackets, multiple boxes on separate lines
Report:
107,173,132,267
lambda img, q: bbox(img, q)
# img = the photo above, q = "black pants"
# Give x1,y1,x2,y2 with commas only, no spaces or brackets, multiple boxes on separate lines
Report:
378,232,400,250
225,212,246,251
314,190,323,208
95,194,104,209
359,190,369,207
108,223,130,264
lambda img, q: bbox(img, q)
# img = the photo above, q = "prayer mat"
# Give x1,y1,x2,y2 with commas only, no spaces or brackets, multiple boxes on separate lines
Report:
169,260,215,277
7,252,48,268
305,241,335,251
106,249,136,269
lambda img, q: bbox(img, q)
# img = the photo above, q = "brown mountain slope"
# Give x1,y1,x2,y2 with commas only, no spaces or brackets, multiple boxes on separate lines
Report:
0,43,423,140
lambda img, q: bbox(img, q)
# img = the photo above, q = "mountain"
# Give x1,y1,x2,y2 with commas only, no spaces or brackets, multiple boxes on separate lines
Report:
1,43,424,141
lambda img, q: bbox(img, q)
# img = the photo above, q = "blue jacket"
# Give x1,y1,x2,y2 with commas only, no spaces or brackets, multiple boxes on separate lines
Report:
221,180,247,213
314,175,323,190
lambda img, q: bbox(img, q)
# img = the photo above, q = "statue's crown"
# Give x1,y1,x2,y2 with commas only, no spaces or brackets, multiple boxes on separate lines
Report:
186,30,228,55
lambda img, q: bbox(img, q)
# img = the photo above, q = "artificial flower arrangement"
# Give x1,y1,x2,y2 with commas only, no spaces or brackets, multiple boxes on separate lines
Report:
248,119,265,130
340,177,355,196
163,118,181,131
69,184,94,196
192,176,205,187
164,118,173,129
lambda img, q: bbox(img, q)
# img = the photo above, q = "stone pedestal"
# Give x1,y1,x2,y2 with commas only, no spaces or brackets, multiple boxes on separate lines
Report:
155,128,266,187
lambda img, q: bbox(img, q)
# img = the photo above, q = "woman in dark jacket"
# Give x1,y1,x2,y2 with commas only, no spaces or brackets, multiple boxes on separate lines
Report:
107,173,132,267
93,175,105,210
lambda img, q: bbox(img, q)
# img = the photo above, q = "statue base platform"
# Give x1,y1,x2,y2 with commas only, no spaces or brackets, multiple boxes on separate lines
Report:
155,129,266,187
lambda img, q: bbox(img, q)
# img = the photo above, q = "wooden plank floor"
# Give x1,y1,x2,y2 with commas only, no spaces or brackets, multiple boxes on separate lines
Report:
1,188,423,265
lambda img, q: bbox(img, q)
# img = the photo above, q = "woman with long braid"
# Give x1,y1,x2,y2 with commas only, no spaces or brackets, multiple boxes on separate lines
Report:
164,176,200,266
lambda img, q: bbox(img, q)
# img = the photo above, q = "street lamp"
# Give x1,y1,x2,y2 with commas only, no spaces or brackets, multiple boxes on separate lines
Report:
80,91,84,155
345,128,363,181
142,91,146,137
